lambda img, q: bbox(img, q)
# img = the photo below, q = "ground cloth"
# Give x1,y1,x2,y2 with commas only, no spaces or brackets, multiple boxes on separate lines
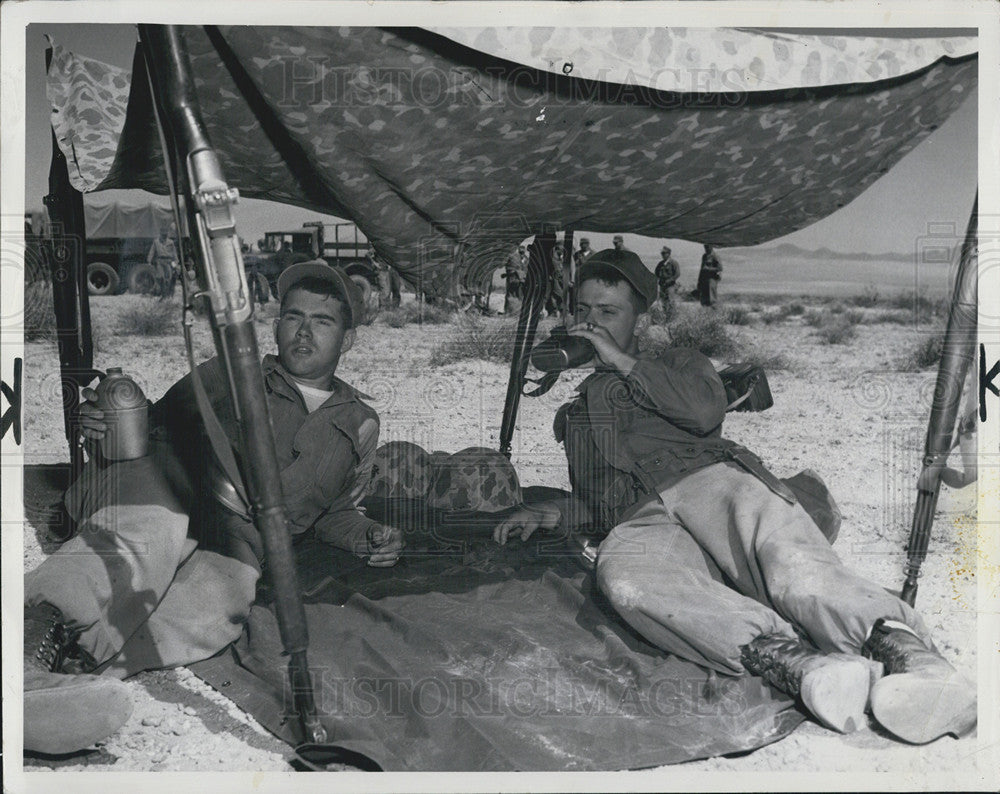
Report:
189,497,803,771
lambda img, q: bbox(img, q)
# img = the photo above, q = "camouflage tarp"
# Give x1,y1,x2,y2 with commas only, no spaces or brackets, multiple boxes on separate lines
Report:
47,27,976,292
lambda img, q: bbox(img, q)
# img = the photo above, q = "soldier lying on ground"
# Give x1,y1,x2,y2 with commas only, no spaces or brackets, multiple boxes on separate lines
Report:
493,248,976,744
23,262,403,755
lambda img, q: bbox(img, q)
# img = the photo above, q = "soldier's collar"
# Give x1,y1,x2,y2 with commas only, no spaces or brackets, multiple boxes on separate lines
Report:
263,354,373,404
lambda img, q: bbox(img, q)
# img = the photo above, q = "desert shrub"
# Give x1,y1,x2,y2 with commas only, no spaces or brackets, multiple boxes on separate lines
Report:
114,300,180,336
803,309,827,327
637,324,671,357
828,302,846,315
780,301,806,317
843,308,865,325
738,350,793,371
23,281,55,341
759,311,785,326
898,333,944,371
647,299,677,326
813,318,857,345
884,289,947,322
867,309,912,325
722,304,752,326
849,284,881,308
665,309,741,357
380,301,454,328
429,315,516,366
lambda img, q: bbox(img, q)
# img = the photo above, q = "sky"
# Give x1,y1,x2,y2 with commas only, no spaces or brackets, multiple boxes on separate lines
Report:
22,23,979,260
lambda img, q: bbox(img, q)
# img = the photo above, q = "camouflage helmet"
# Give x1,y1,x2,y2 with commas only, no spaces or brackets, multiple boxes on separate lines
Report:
426,447,523,513
369,441,433,501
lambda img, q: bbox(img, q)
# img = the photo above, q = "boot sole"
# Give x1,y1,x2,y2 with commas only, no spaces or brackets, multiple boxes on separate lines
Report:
800,658,872,733
24,673,133,755
870,672,977,744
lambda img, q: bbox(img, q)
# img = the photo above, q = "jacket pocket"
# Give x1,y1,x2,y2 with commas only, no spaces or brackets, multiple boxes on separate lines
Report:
634,443,730,485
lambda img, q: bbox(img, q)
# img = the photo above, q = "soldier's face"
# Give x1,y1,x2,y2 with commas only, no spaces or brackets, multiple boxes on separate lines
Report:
274,288,355,388
574,279,642,355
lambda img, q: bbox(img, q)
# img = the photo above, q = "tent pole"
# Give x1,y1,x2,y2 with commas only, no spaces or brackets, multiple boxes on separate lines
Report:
43,45,97,529
138,24,325,745
499,229,555,458
900,195,977,606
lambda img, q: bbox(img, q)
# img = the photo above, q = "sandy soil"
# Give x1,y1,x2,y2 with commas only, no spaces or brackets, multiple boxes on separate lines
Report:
17,290,987,782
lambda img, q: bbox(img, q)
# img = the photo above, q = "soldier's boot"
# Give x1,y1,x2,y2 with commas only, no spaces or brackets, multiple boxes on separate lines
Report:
863,618,976,744
23,604,133,755
741,634,883,733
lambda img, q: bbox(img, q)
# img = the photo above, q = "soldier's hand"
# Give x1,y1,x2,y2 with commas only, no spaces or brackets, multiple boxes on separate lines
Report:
567,322,636,374
366,524,404,567
493,502,562,545
76,387,107,441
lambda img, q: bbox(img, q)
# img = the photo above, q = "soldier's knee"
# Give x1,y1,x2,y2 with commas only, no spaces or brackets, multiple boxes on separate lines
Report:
596,538,642,612
596,558,645,612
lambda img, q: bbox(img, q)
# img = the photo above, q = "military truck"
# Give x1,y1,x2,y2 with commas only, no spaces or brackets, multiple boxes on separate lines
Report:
82,198,187,295
246,221,383,314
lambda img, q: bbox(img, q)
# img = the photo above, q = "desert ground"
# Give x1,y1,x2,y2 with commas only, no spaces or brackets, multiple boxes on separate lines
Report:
17,266,986,781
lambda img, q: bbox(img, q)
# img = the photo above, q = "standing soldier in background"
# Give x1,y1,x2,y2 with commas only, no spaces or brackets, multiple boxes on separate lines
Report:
612,234,626,252
147,226,179,299
655,246,680,309
546,246,565,316
574,237,594,268
561,240,576,321
698,244,723,307
370,246,402,309
502,244,527,315
244,240,270,307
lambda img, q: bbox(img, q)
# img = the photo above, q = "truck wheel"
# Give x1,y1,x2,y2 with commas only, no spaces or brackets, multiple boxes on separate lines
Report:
87,262,119,296
125,263,159,295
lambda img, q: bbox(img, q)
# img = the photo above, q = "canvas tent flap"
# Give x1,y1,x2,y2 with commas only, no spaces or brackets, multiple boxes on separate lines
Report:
47,27,977,291
431,27,978,92
84,197,175,238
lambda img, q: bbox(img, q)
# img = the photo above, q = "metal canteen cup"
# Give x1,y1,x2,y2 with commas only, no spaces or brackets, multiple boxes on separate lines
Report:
530,326,596,372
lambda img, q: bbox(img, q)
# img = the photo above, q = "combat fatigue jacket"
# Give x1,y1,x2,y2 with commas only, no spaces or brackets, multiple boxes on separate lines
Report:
151,354,381,555
555,348,793,531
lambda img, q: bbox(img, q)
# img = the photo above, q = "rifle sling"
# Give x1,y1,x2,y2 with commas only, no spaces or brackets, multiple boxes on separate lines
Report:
183,324,250,512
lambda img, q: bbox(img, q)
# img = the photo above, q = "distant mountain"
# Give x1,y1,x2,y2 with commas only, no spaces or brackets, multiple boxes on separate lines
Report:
725,241,950,264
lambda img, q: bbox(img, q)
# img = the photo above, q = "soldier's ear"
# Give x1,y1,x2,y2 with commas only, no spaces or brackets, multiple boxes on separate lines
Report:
342,327,356,353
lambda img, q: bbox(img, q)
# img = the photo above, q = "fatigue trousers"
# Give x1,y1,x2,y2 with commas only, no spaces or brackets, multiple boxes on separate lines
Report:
24,441,261,678
595,462,927,675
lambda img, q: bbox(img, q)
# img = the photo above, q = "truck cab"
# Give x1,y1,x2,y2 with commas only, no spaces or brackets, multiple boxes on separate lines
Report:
250,222,384,316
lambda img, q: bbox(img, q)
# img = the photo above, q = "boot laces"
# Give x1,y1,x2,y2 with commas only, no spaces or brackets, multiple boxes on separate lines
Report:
861,618,910,674
34,621,72,673
740,635,805,696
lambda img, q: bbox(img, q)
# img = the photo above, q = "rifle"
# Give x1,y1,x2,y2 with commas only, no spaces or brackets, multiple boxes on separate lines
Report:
499,229,557,457
900,196,977,606
137,25,325,744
